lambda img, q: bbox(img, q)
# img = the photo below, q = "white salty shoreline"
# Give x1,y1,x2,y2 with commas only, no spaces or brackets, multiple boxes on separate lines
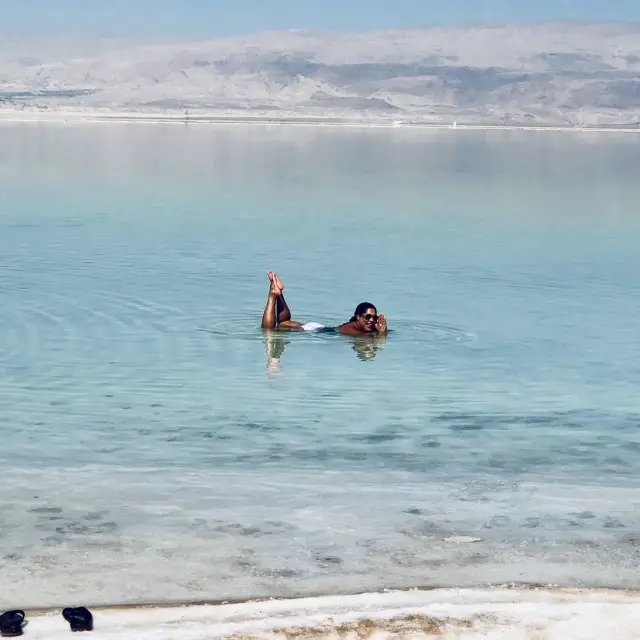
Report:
18,587,640,640
1,108,639,133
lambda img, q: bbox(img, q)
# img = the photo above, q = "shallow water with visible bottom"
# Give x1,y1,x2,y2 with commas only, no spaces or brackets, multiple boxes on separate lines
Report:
0,124,639,623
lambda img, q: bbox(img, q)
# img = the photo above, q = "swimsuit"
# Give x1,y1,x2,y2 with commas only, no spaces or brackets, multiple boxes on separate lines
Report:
301,323,336,333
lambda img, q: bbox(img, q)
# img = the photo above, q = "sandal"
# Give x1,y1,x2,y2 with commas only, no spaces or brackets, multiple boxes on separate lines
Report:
62,607,93,632
0,610,25,638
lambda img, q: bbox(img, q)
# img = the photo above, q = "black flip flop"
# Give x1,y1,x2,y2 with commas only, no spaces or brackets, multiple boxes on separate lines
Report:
0,610,25,638
62,607,93,632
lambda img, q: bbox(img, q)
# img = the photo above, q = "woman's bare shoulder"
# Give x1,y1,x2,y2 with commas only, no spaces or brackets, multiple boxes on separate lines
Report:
336,322,361,335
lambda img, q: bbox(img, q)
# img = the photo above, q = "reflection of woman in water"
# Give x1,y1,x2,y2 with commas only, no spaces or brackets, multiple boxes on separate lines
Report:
261,271,388,335
264,331,288,377
263,330,381,376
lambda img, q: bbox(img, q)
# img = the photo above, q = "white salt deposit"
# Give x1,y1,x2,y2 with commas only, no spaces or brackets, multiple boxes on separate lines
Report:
18,588,640,640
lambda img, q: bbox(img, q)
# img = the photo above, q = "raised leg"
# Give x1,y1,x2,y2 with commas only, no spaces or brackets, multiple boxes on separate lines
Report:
261,274,280,329
261,271,303,330
272,273,292,323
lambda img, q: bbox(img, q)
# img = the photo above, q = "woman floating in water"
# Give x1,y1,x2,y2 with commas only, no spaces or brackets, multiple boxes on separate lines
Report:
261,271,388,335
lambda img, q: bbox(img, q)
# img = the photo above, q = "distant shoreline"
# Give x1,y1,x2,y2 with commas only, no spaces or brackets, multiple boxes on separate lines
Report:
1,109,639,133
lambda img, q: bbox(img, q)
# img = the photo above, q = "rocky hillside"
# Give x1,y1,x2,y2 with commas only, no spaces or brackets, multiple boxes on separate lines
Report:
1,22,640,124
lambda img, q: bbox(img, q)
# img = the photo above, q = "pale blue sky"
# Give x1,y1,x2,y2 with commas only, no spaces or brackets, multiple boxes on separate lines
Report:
2,0,639,38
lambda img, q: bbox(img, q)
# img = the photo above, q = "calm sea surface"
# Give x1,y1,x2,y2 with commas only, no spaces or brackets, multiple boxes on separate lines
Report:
0,123,638,608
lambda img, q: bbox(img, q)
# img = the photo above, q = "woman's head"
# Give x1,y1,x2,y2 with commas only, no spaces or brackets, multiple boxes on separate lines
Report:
350,302,378,332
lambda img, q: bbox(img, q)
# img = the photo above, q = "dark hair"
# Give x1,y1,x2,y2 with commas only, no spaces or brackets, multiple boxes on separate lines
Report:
350,302,376,322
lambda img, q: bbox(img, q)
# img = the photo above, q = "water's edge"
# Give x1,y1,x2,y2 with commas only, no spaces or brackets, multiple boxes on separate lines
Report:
22,583,640,613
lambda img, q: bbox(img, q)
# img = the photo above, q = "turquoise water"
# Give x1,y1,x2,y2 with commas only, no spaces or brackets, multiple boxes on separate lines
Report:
0,123,639,608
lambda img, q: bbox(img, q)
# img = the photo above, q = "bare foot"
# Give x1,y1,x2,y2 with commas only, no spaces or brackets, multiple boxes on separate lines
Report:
267,271,284,296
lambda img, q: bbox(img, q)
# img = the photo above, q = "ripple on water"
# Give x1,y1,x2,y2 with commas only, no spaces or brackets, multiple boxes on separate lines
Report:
409,322,475,343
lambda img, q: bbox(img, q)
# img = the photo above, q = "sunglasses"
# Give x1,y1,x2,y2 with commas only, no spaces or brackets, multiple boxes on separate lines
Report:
361,313,378,322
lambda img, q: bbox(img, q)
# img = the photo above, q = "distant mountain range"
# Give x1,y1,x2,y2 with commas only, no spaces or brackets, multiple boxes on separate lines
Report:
1,22,640,125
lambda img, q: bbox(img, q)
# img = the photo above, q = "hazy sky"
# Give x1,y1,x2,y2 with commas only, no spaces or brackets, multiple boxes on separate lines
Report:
3,0,639,38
